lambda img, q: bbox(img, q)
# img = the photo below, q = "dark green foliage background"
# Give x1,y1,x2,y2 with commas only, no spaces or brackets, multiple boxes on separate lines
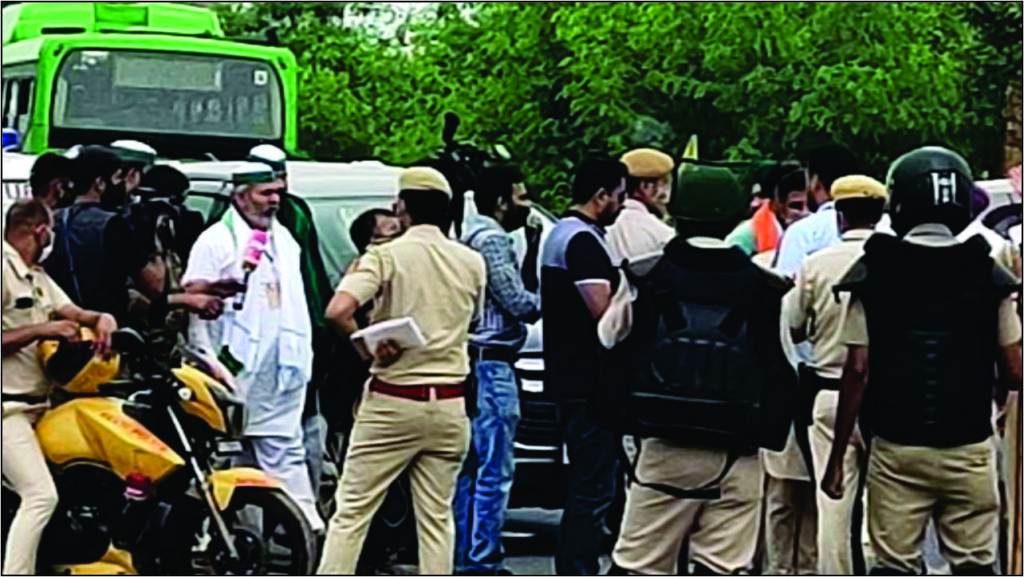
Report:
213,2,1023,210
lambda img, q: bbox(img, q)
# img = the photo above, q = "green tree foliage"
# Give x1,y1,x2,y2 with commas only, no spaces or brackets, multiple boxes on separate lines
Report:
213,2,1023,208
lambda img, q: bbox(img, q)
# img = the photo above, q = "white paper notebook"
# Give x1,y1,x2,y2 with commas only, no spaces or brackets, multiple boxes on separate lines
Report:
351,317,427,352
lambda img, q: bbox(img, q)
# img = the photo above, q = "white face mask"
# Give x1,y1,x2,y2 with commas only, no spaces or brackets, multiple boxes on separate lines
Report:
37,230,54,263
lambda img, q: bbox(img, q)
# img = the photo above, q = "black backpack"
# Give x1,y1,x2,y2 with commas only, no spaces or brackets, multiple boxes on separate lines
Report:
591,241,797,498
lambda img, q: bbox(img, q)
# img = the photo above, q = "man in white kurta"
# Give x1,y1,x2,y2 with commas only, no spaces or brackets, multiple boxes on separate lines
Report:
183,163,323,532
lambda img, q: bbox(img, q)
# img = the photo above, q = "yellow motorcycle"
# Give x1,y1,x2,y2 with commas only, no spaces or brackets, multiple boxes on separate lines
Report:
1,329,316,575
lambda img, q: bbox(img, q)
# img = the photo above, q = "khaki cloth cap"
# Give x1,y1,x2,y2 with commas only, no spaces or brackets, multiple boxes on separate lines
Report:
399,166,453,198
832,175,888,202
621,148,674,179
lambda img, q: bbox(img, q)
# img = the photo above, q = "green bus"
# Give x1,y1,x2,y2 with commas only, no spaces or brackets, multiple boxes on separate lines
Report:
1,2,299,159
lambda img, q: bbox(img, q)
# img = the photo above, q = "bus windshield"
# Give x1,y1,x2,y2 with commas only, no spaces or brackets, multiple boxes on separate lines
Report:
52,49,283,140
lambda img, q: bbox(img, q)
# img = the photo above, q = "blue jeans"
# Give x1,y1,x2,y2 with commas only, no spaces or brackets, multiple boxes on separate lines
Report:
556,400,619,575
455,359,521,574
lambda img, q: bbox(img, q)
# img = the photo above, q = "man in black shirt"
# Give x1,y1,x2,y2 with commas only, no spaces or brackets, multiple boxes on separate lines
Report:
45,146,226,334
541,156,628,575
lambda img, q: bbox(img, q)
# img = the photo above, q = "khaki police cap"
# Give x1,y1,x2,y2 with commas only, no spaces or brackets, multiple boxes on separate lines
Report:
399,166,452,198
831,175,888,202
620,148,674,179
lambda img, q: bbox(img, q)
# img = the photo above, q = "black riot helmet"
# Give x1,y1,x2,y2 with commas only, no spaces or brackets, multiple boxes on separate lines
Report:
886,146,974,237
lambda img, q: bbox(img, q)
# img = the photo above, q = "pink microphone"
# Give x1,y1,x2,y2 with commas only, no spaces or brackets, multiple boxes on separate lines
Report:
234,230,269,310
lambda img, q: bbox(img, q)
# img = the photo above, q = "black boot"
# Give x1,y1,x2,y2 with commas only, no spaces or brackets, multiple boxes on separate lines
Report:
606,563,631,575
951,564,997,576
689,562,724,576
869,568,917,576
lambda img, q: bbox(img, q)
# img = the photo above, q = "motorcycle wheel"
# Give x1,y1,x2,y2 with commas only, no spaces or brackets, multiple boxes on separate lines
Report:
190,488,316,576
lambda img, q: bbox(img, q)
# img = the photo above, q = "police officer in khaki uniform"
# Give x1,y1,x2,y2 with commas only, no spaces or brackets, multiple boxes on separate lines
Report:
610,166,780,576
823,147,1023,575
2,199,117,575
318,167,486,575
785,176,887,574
606,149,677,265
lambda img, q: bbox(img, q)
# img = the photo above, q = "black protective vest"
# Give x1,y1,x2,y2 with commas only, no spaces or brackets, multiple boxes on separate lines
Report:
591,239,797,451
46,203,127,322
841,234,1019,448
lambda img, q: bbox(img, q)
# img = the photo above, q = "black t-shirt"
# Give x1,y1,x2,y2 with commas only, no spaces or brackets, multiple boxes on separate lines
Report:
541,212,619,401
47,203,149,323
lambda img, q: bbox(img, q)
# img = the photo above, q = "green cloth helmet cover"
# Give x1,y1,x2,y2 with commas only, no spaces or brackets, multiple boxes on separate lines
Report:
669,163,746,225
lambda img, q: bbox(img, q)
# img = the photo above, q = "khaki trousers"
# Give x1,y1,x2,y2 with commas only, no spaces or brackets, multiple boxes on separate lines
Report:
1008,392,1022,575
1,404,58,575
810,390,869,575
612,439,763,575
316,390,470,575
868,436,999,573
763,476,818,575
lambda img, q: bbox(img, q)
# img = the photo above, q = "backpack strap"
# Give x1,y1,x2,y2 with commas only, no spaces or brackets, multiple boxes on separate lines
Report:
619,435,743,500
57,205,85,304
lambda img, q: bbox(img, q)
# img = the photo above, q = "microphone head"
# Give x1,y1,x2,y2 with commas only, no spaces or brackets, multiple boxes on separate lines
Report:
242,230,269,270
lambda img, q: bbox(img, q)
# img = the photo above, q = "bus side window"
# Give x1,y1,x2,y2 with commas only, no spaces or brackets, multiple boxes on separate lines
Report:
1,79,8,125
1,79,17,129
14,78,34,135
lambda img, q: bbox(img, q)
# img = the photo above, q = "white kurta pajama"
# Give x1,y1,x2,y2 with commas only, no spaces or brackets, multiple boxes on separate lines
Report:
183,207,323,532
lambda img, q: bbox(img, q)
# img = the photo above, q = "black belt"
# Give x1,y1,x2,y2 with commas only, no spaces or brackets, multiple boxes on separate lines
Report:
1,393,47,405
469,347,517,364
813,376,841,391
799,364,841,392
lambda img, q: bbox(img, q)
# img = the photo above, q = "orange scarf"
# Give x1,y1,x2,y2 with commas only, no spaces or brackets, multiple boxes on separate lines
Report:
751,202,781,254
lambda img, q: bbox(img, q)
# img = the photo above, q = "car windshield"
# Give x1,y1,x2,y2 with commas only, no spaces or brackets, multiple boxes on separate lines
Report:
52,50,283,139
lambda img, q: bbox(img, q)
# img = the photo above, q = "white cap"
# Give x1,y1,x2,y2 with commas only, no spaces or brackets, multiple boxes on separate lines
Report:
248,144,287,173
230,162,278,185
110,139,157,165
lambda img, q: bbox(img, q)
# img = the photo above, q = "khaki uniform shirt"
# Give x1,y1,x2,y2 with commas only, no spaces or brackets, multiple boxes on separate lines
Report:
2,241,72,396
841,224,1023,348
786,228,873,379
338,225,486,385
